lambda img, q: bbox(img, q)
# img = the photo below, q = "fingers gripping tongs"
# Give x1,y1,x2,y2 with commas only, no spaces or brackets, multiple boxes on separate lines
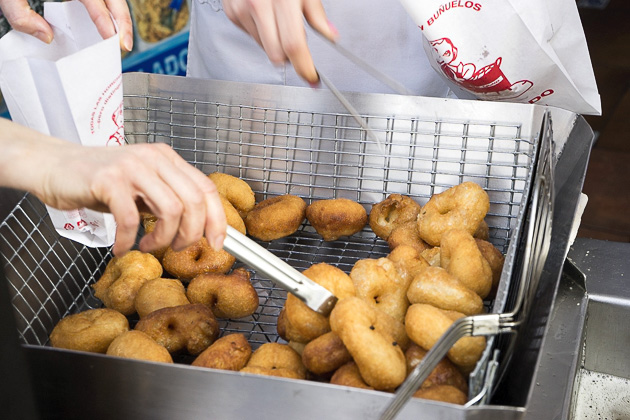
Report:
223,226,338,316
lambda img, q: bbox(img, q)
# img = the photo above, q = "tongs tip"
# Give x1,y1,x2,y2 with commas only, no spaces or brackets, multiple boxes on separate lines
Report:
315,295,338,317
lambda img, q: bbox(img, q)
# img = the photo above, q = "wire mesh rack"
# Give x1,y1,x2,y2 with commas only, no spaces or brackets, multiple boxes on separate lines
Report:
1,73,548,408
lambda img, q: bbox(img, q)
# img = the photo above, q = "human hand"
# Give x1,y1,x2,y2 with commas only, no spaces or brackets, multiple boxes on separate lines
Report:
0,0,133,51
0,119,226,256
223,0,338,84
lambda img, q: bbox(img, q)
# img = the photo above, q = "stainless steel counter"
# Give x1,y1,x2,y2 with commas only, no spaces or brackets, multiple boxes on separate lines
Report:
524,237,630,420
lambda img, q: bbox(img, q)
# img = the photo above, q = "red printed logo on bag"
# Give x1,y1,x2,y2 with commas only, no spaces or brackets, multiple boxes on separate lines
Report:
63,223,74,230
77,219,88,228
106,102,125,146
429,37,533,101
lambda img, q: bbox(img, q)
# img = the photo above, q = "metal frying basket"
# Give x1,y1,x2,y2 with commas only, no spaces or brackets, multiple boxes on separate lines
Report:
0,72,586,420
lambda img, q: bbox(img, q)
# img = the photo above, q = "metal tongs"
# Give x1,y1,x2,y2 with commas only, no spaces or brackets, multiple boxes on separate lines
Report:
222,35,412,317
310,30,412,155
223,225,338,316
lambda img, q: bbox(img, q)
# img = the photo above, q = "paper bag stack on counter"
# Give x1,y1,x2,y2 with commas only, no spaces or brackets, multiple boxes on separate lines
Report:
400,0,601,115
0,1,123,248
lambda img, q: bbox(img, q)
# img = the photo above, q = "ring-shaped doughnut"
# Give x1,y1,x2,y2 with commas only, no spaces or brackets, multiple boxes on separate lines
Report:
387,221,431,254
440,229,493,299
329,297,407,390
208,172,256,219
192,333,252,371
387,244,430,287
350,257,409,323
301,331,352,376
330,361,374,390
306,198,368,241
92,250,163,315
135,303,220,355
134,278,190,318
475,238,505,298
405,303,486,372
106,330,173,363
162,238,235,281
240,342,306,379
369,194,421,240
50,308,129,353
186,268,259,319
405,343,468,393
281,263,355,343
245,194,307,241
407,266,484,315
416,182,490,246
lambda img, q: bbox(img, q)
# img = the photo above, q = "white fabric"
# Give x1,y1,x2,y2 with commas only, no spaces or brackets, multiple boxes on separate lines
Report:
187,0,450,97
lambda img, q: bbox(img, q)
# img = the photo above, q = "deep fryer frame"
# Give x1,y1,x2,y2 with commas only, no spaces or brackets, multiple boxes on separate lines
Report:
0,72,594,420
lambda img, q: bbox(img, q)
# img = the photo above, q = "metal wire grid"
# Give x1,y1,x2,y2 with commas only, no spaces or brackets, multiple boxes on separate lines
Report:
0,91,537,354
0,193,111,345
121,93,537,348
124,93,534,254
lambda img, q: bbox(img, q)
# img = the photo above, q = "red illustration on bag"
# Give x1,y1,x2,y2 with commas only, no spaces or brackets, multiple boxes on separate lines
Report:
106,103,125,146
429,37,533,100
63,223,74,230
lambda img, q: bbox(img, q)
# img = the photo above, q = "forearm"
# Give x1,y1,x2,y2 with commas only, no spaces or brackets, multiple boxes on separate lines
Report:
0,118,227,255
0,118,70,199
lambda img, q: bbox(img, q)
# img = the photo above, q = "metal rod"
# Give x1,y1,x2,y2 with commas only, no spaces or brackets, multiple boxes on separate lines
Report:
317,71,386,154
310,29,412,96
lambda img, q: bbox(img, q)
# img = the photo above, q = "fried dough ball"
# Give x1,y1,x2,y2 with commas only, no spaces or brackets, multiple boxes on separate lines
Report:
369,194,422,240
387,221,431,254
276,306,289,341
245,194,307,241
305,198,368,241
241,343,306,380
350,257,409,323
186,268,259,319
413,385,468,405
407,267,483,316
106,330,173,363
50,308,129,353
92,251,163,315
281,263,355,343
192,333,252,371
475,239,505,297
301,332,352,376
208,172,256,219
474,220,490,241
421,247,441,267
416,182,490,246
440,230,493,299
134,278,190,318
405,304,486,372
330,297,407,390
141,214,168,262
220,195,246,235
287,340,306,356
405,343,468,393
135,304,220,355
162,238,235,282
330,361,374,390
387,244,430,287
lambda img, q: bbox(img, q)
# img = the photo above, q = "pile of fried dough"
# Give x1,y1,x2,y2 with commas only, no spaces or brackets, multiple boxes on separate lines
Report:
50,175,503,406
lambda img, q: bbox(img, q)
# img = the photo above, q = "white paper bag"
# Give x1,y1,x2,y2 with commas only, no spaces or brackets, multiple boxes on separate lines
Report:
0,1,124,247
399,0,601,115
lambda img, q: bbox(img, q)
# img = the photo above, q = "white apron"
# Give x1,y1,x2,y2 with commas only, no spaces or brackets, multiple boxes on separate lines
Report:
187,0,450,97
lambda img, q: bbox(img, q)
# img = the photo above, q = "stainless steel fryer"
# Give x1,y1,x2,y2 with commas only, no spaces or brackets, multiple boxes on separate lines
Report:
0,72,594,420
